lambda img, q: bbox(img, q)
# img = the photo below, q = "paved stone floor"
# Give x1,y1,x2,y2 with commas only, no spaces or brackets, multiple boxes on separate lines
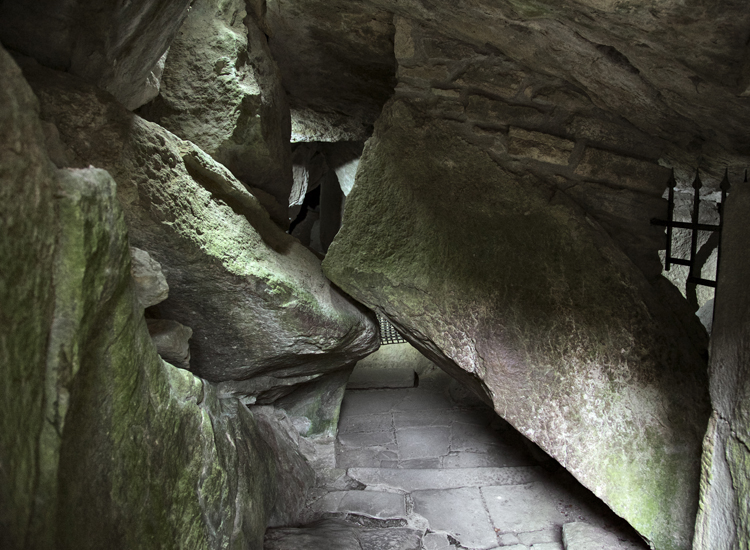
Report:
266,357,650,550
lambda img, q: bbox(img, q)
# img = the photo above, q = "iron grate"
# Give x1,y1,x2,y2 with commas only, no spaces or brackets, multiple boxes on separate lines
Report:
377,313,408,345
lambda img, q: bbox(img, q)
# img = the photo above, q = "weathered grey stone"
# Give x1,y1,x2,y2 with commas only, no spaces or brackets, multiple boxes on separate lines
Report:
697,298,714,335
0,65,282,549
574,147,670,197
306,490,407,520
265,0,750,171
483,483,569,534
265,519,422,550
562,521,641,550
465,95,548,128
146,319,193,370
17,60,380,398
323,98,710,550
412,487,497,549
266,0,396,141
0,44,58,550
693,178,750,550
348,467,541,491
252,406,317,527
139,0,294,210
130,247,169,309
273,366,354,438
508,127,575,165
0,0,191,109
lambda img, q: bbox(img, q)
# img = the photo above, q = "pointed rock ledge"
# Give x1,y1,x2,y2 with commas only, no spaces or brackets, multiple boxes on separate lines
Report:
323,98,710,550
17,57,379,400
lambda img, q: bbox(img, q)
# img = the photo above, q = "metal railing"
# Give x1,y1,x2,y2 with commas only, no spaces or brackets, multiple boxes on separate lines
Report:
377,313,408,345
651,168,743,288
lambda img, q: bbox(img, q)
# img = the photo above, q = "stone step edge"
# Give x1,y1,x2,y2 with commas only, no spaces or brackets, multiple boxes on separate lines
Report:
347,465,544,492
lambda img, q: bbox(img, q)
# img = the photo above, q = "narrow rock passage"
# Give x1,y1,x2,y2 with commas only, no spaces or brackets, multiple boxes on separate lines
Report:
266,358,649,550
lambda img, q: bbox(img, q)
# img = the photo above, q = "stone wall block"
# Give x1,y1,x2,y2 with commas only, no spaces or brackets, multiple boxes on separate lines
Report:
0,0,192,110
453,64,527,99
130,247,169,309
18,59,379,399
138,0,294,211
573,147,671,197
465,95,547,129
508,127,575,165
324,97,710,550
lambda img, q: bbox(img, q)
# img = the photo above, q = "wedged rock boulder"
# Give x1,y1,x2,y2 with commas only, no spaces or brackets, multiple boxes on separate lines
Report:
323,98,710,550
147,319,193,370
0,43,58,550
1,47,313,548
0,0,191,109
130,247,169,309
692,181,750,550
15,57,380,399
264,0,750,170
139,0,294,213
273,366,355,439
52,168,278,550
266,0,397,142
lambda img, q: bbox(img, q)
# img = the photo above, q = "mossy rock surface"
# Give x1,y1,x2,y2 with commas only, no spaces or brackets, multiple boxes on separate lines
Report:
16,58,379,399
0,47,294,549
323,98,711,550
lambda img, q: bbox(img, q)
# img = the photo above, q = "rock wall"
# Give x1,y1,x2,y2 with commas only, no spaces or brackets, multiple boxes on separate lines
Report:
0,0,191,110
139,0,294,214
0,44,317,550
15,57,379,401
693,181,750,549
322,22,712,550
265,0,750,173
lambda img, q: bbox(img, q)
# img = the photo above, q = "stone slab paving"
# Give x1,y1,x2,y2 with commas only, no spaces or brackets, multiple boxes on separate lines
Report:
347,363,417,389
285,362,649,550
412,487,499,549
349,467,542,491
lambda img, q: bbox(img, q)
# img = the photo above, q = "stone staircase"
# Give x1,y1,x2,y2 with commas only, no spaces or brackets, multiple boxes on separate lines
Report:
265,362,648,550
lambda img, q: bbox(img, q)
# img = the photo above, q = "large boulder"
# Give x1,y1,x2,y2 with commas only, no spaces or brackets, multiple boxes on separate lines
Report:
139,0,294,212
0,0,191,109
15,57,379,400
52,167,278,550
0,45,314,548
322,96,711,549
0,42,58,550
264,0,750,170
693,179,750,549
266,0,397,142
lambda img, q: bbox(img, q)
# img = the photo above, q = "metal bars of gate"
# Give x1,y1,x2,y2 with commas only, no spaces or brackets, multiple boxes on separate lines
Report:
651,168,744,288
377,313,408,345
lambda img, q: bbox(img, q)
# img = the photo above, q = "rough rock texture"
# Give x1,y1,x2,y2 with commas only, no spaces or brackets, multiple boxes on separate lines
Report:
264,518,422,550
252,407,317,527
130,247,169,309
273,366,355,439
51,168,278,550
693,180,750,550
0,0,191,109
0,44,58,550
389,20,672,281
323,94,710,549
265,0,750,173
139,0,294,211
562,521,643,550
0,47,317,549
146,319,193,370
16,58,380,399
266,0,397,141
